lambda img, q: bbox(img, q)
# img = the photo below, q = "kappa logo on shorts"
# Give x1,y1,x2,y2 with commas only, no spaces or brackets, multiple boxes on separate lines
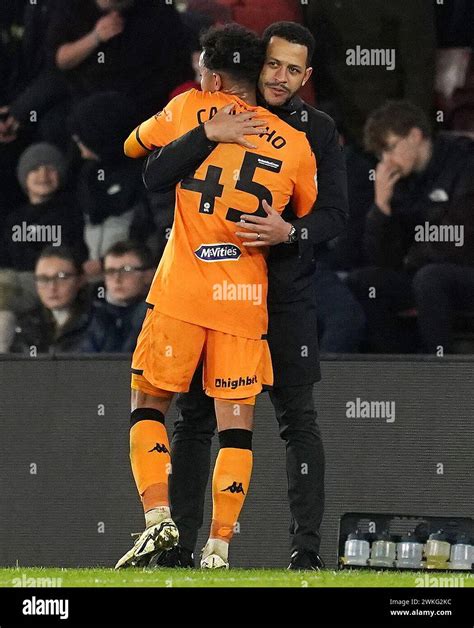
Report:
194,243,242,262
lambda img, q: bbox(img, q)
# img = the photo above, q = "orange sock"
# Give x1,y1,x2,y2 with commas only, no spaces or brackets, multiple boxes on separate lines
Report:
210,437,253,542
130,410,171,513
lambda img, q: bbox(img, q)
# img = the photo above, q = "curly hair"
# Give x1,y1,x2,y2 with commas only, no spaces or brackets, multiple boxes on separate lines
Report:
200,24,265,85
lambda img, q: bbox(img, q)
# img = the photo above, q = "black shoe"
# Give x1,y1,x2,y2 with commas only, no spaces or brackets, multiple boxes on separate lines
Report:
147,545,195,568
288,550,325,571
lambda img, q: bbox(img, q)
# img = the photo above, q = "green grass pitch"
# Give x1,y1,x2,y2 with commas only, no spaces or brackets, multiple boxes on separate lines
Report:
0,568,473,588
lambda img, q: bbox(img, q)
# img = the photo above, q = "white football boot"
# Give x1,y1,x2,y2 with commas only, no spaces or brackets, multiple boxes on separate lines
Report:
115,519,179,569
200,538,230,569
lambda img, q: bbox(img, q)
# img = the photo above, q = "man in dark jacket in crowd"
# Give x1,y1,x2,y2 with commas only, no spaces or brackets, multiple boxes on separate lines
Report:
10,246,91,354
348,100,474,353
0,0,69,146
47,0,192,122
81,241,154,353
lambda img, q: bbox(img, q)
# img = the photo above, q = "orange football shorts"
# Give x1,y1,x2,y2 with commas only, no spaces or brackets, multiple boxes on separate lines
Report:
131,307,273,405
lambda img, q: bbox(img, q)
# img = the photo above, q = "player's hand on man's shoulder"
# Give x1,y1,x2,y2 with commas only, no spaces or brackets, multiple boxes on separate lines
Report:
204,104,267,149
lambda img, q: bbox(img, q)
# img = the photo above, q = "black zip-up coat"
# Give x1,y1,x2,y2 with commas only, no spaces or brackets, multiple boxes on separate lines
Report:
364,134,474,270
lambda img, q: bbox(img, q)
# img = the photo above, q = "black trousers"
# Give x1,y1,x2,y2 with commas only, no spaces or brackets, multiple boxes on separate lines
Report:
169,364,325,556
348,263,474,353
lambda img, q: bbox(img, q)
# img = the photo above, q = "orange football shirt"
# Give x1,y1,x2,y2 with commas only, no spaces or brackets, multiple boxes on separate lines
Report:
125,89,317,340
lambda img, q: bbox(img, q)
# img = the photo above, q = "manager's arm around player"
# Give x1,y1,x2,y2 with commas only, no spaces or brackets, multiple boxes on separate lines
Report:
126,22,349,571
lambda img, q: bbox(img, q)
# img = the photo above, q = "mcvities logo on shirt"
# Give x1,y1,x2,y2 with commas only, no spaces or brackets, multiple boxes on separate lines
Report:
195,243,242,262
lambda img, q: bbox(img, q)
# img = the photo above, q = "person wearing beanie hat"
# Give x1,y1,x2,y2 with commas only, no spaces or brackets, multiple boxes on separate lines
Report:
16,142,68,198
1,140,87,274
0,142,88,352
69,92,150,268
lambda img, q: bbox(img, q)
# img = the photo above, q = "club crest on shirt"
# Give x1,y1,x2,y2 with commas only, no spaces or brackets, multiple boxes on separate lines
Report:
194,243,242,262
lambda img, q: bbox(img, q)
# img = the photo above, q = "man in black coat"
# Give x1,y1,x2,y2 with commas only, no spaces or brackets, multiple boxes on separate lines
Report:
0,0,69,146
348,100,474,353
46,0,192,121
139,23,348,569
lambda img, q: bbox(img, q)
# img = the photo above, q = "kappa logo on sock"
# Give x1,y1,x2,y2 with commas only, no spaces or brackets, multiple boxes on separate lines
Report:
148,443,169,454
222,481,245,495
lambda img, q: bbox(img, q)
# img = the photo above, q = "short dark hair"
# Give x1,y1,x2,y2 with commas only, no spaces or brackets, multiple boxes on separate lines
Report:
37,246,83,275
200,23,265,85
364,100,432,155
262,21,315,65
104,240,154,269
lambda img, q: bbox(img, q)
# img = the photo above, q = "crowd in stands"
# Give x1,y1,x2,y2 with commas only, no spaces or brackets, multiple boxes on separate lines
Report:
0,0,473,356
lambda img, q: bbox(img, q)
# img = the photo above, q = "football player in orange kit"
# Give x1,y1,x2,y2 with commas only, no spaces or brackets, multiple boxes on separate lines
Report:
115,24,317,570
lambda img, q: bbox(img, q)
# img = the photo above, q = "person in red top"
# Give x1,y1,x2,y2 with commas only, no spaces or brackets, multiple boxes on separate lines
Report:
115,24,317,570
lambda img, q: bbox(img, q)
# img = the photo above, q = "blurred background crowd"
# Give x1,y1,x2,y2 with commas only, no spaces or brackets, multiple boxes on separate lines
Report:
0,0,473,356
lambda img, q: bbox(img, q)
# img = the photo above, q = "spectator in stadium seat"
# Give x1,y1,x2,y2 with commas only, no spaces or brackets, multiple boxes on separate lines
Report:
10,246,91,354
0,142,87,353
81,241,154,353
47,0,192,122
69,92,151,276
2,142,87,274
0,0,70,147
347,101,474,353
